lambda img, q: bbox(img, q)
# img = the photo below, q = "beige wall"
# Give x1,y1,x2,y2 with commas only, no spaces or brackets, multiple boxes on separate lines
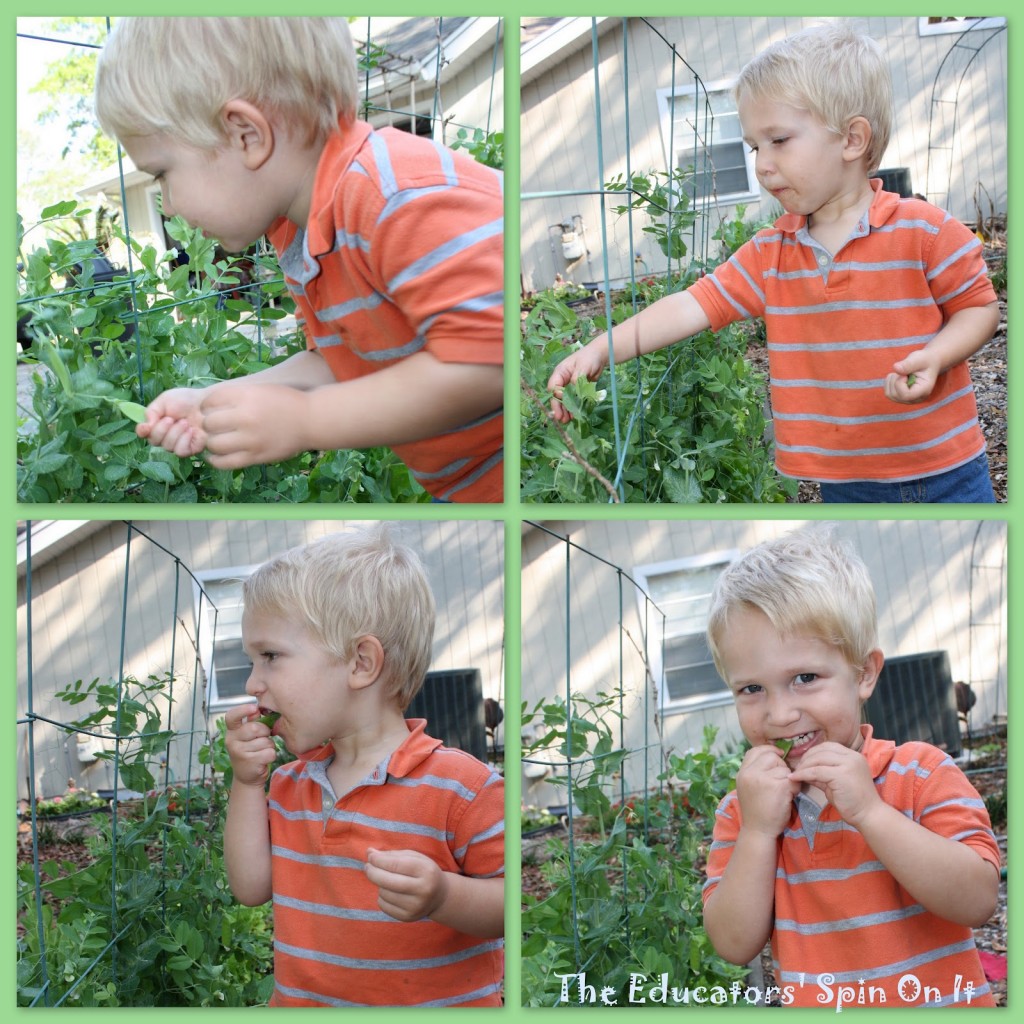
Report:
17,519,504,800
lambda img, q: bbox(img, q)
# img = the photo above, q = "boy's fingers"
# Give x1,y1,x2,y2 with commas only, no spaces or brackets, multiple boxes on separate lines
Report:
225,702,261,728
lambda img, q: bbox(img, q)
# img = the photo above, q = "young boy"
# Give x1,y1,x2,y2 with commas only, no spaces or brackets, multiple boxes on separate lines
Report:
548,23,1000,503
702,532,1000,1007
223,526,505,1006
94,18,503,502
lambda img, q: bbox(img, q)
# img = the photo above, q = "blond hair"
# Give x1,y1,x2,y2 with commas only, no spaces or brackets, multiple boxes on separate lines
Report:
707,529,878,676
243,524,436,710
95,17,358,149
734,22,893,172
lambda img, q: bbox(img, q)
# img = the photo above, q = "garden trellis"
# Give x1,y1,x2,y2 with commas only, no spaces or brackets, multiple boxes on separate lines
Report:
17,521,266,1007
520,522,747,1005
520,17,785,503
16,17,504,503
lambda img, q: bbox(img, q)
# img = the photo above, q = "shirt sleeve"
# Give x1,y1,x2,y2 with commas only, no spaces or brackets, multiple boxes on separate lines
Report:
340,156,504,368
451,766,505,880
688,236,768,331
908,744,1001,871
702,789,742,907
926,214,998,317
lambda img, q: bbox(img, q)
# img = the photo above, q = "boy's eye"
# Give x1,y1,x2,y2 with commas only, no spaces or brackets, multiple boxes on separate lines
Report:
771,137,788,146
737,683,764,695
795,672,817,684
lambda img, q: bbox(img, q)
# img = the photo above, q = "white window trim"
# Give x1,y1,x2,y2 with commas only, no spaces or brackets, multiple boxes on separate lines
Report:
633,548,740,717
655,77,759,208
193,564,258,712
918,17,1006,38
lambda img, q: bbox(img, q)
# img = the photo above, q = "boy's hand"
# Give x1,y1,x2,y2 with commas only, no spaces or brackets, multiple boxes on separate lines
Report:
547,343,607,423
787,742,880,828
885,350,939,403
200,384,311,469
223,703,279,787
137,387,208,456
365,848,449,923
735,744,800,838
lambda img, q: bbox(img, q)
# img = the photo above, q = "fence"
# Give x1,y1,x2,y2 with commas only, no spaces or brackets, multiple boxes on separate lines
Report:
16,17,504,504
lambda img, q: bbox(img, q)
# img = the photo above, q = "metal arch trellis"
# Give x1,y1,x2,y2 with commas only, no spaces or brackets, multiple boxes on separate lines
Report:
521,18,730,502
924,20,1007,212
18,521,226,1006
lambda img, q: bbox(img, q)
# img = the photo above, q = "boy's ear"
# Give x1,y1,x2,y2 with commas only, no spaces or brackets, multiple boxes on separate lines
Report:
842,115,873,164
857,649,884,701
348,635,386,690
220,99,275,170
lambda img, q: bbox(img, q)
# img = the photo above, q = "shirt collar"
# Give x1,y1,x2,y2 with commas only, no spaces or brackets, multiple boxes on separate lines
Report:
856,722,898,776
269,118,375,260
773,177,900,235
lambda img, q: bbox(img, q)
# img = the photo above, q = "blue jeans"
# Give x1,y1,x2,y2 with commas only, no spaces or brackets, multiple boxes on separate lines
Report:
818,454,995,504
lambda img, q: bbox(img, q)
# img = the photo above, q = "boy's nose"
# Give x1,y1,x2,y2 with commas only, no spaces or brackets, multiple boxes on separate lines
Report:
244,671,262,697
766,694,800,726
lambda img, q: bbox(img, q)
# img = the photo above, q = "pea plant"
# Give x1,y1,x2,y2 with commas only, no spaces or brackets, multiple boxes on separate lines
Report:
16,201,428,503
521,693,747,1006
18,673,285,1006
520,198,793,503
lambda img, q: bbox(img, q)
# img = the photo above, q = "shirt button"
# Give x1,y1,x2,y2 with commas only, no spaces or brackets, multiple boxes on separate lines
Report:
817,254,829,266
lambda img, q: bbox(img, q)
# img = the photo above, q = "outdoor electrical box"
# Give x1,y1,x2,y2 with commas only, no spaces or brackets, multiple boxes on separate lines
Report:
408,668,488,763
864,650,962,756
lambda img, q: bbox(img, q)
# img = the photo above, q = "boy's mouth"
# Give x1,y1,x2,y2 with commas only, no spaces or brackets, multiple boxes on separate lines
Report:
778,730,819,755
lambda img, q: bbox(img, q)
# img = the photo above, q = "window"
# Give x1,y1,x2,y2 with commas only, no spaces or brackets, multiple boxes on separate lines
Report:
193,567,257,709
633,550,739,713
656,80,757,206
918,17,1006,38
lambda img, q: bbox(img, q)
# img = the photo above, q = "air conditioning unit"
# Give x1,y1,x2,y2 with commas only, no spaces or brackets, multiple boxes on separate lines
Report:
864,651,962,756
407,668,487,762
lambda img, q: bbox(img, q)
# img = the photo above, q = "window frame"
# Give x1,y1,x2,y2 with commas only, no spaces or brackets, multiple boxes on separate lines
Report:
632,548,740,717
655,77,759,208
192,564,259,713
917,17,1006,38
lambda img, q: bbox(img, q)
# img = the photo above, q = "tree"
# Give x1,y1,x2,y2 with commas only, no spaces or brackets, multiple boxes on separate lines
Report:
27,17,116,166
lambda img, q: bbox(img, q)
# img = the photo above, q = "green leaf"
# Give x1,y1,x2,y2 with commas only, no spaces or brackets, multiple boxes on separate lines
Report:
40,199,79,219
139,460,176,484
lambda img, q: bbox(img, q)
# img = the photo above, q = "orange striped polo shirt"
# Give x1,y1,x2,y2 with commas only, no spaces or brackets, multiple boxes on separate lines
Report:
704,726,1000,1007
267,120,504,502
689,181,996,482
266,720,504,1007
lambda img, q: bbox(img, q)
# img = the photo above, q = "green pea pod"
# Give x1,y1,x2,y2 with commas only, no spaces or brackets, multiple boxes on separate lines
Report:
906,373,917,388
774,738,794,756
259,712,281,729
114,400,149,424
